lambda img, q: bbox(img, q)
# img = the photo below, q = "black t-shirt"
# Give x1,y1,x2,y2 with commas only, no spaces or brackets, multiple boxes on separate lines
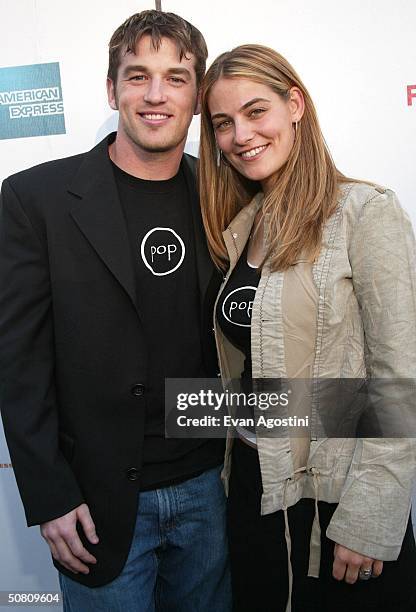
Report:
216,242,260,381
113,160,222,489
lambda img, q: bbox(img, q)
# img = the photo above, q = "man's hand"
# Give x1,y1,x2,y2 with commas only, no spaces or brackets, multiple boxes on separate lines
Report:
333,543,383,584
40,503,99,574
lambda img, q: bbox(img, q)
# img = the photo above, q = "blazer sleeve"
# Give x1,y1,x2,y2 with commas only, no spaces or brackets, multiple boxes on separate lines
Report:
326,187,416,560
0,178,84,526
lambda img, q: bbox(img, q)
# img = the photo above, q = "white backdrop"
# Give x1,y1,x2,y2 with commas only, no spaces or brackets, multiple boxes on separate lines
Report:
0,1,415,608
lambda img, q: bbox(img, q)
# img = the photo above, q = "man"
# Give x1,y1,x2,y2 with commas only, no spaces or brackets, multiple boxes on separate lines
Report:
0,10,229,611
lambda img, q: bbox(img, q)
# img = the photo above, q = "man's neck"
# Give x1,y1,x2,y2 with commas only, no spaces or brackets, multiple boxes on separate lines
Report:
108,134,185,181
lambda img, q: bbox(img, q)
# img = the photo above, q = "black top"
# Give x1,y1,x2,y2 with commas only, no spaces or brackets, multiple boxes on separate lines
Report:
113,161,222,489
216,242,260,381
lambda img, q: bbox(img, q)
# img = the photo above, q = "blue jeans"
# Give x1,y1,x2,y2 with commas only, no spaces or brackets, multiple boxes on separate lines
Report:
59,466,231,612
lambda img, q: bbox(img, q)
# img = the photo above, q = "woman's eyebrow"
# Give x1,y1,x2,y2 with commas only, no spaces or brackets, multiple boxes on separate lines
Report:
211,97,270,120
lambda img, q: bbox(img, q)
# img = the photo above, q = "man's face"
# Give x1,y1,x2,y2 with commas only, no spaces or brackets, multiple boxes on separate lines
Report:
107,36,200,155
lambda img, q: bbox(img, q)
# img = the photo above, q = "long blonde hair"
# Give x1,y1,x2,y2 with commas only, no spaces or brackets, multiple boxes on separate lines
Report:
199,44,349,271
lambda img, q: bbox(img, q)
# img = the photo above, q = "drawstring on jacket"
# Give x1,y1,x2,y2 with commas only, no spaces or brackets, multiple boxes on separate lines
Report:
282,467,321,612
308,468,321,578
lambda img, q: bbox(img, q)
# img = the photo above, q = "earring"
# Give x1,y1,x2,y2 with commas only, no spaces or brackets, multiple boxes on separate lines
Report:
294,121,299,136
216,146,221,167
219,150,230,167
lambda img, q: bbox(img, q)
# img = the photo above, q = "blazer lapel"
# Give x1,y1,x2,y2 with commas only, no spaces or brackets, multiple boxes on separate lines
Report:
67,134,140,316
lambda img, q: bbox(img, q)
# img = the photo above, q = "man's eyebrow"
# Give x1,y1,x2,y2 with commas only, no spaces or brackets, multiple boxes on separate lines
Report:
122,65,147,76
121,65,192,79
211,97,270,121
166,67,192,79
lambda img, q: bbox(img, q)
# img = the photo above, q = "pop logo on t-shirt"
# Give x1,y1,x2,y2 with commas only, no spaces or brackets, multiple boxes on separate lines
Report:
140,227,185,276
221,286,257,327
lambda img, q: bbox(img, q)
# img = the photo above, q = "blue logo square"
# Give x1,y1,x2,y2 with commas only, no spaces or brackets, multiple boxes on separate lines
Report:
0,62,66,140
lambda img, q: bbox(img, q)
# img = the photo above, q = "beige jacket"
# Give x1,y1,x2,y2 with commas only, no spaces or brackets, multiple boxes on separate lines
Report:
214,182,416,566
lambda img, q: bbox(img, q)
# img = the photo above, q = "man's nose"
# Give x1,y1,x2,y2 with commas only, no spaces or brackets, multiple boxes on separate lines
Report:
143,79,167,105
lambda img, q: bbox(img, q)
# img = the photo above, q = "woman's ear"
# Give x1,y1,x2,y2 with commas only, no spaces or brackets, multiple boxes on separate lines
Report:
288,87,305,122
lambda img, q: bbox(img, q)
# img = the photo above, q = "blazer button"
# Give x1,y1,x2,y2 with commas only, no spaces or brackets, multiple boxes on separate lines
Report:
126,467,139,481
131,383,145,397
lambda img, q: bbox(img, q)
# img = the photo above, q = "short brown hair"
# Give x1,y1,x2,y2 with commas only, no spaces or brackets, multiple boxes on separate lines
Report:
108,10,208,86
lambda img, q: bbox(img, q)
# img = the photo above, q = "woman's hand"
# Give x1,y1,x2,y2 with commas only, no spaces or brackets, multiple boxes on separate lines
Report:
333,543,383,584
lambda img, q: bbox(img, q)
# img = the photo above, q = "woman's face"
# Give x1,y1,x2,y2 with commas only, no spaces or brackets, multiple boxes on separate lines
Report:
208,77,304,192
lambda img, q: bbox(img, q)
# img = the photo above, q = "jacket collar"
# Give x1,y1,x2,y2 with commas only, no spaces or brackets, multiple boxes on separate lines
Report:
68,133,140,315
223,192,264,269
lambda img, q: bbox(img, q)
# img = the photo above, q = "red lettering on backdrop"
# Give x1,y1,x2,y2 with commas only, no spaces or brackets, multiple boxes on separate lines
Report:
407,85,416,106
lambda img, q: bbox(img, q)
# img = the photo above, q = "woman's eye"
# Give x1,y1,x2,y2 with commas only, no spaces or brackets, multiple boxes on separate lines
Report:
250,108,266,117
214,120,232,131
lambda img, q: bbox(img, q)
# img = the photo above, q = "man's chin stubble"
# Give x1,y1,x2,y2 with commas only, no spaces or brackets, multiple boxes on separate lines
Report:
128,136,185,154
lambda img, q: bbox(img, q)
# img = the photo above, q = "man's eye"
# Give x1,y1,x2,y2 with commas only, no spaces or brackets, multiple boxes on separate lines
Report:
129,75,146,81
169,77,185,84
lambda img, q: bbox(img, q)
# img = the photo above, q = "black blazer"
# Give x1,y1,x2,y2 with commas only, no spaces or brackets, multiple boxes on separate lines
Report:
0,134,221,586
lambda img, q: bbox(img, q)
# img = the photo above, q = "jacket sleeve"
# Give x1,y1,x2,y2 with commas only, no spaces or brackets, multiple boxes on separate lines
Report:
0,178,84,526
326,187,416,560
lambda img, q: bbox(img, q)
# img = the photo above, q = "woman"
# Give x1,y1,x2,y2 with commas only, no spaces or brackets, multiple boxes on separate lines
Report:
199,45,416,612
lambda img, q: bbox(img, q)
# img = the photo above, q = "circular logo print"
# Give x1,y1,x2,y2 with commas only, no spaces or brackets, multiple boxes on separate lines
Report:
222,286,257,327
140,227,185,276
